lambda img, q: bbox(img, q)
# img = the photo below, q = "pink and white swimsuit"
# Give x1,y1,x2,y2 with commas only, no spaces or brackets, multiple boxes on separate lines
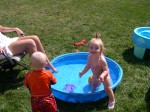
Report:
89,54,109,87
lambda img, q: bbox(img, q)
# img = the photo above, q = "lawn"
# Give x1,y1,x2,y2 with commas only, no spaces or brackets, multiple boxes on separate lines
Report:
0,0,150,112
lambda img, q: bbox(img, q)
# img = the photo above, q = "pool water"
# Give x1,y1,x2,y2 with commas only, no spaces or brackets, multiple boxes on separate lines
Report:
51,62,114,94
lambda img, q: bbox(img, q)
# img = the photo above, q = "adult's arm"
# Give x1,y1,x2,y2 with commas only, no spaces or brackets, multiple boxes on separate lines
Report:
0,25,24,36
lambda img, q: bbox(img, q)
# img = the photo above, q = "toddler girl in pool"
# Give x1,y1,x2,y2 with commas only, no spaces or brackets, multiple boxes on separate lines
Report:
79,33,115,109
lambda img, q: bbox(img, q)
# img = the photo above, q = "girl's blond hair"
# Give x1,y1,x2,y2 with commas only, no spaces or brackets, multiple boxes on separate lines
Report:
88,33,105,52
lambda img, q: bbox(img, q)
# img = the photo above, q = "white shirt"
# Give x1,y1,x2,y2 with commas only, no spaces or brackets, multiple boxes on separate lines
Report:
0,32,18,48
0,32,18,59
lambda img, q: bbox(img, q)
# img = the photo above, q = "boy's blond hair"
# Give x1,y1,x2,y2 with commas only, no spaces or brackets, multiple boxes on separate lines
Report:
30,52,47,69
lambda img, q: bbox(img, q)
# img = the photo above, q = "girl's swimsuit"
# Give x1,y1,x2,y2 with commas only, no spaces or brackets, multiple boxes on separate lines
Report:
89,54,109,87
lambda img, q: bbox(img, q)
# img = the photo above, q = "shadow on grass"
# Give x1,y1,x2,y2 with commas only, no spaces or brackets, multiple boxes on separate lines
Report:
0,69,24,94
122,47,150,66
145,87,150,112
56,97,108,112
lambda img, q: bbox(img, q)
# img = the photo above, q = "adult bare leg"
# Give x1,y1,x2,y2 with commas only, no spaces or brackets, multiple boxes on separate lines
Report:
8,39,37,56
17,35,46,54
12,35,57,72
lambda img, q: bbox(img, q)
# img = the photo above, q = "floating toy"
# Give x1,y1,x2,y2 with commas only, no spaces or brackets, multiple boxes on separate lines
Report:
64,84,75,93
132,27,150,59
73,39,86,46
48,52,123,103
88,74,93,86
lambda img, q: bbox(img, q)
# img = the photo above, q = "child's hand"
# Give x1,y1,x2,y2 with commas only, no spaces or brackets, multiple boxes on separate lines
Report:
99,75,104,82
79,72,83,78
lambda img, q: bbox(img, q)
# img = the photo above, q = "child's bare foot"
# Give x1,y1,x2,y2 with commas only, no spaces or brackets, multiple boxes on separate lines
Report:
108,101,115,109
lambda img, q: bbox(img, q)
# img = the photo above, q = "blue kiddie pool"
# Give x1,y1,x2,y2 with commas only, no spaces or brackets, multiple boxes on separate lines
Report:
132,27,150,59
48,52,123,103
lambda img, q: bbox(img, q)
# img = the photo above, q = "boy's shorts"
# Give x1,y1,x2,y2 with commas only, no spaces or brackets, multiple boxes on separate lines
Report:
31,94,58,112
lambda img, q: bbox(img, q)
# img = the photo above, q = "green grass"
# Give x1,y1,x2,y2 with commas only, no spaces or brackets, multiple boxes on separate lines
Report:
0,0,150,112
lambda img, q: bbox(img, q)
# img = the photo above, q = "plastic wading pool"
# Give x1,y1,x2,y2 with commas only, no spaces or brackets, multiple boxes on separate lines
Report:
47,52,123,103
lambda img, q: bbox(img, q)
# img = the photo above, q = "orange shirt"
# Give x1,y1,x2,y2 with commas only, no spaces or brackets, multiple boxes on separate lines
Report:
24,70,57,96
